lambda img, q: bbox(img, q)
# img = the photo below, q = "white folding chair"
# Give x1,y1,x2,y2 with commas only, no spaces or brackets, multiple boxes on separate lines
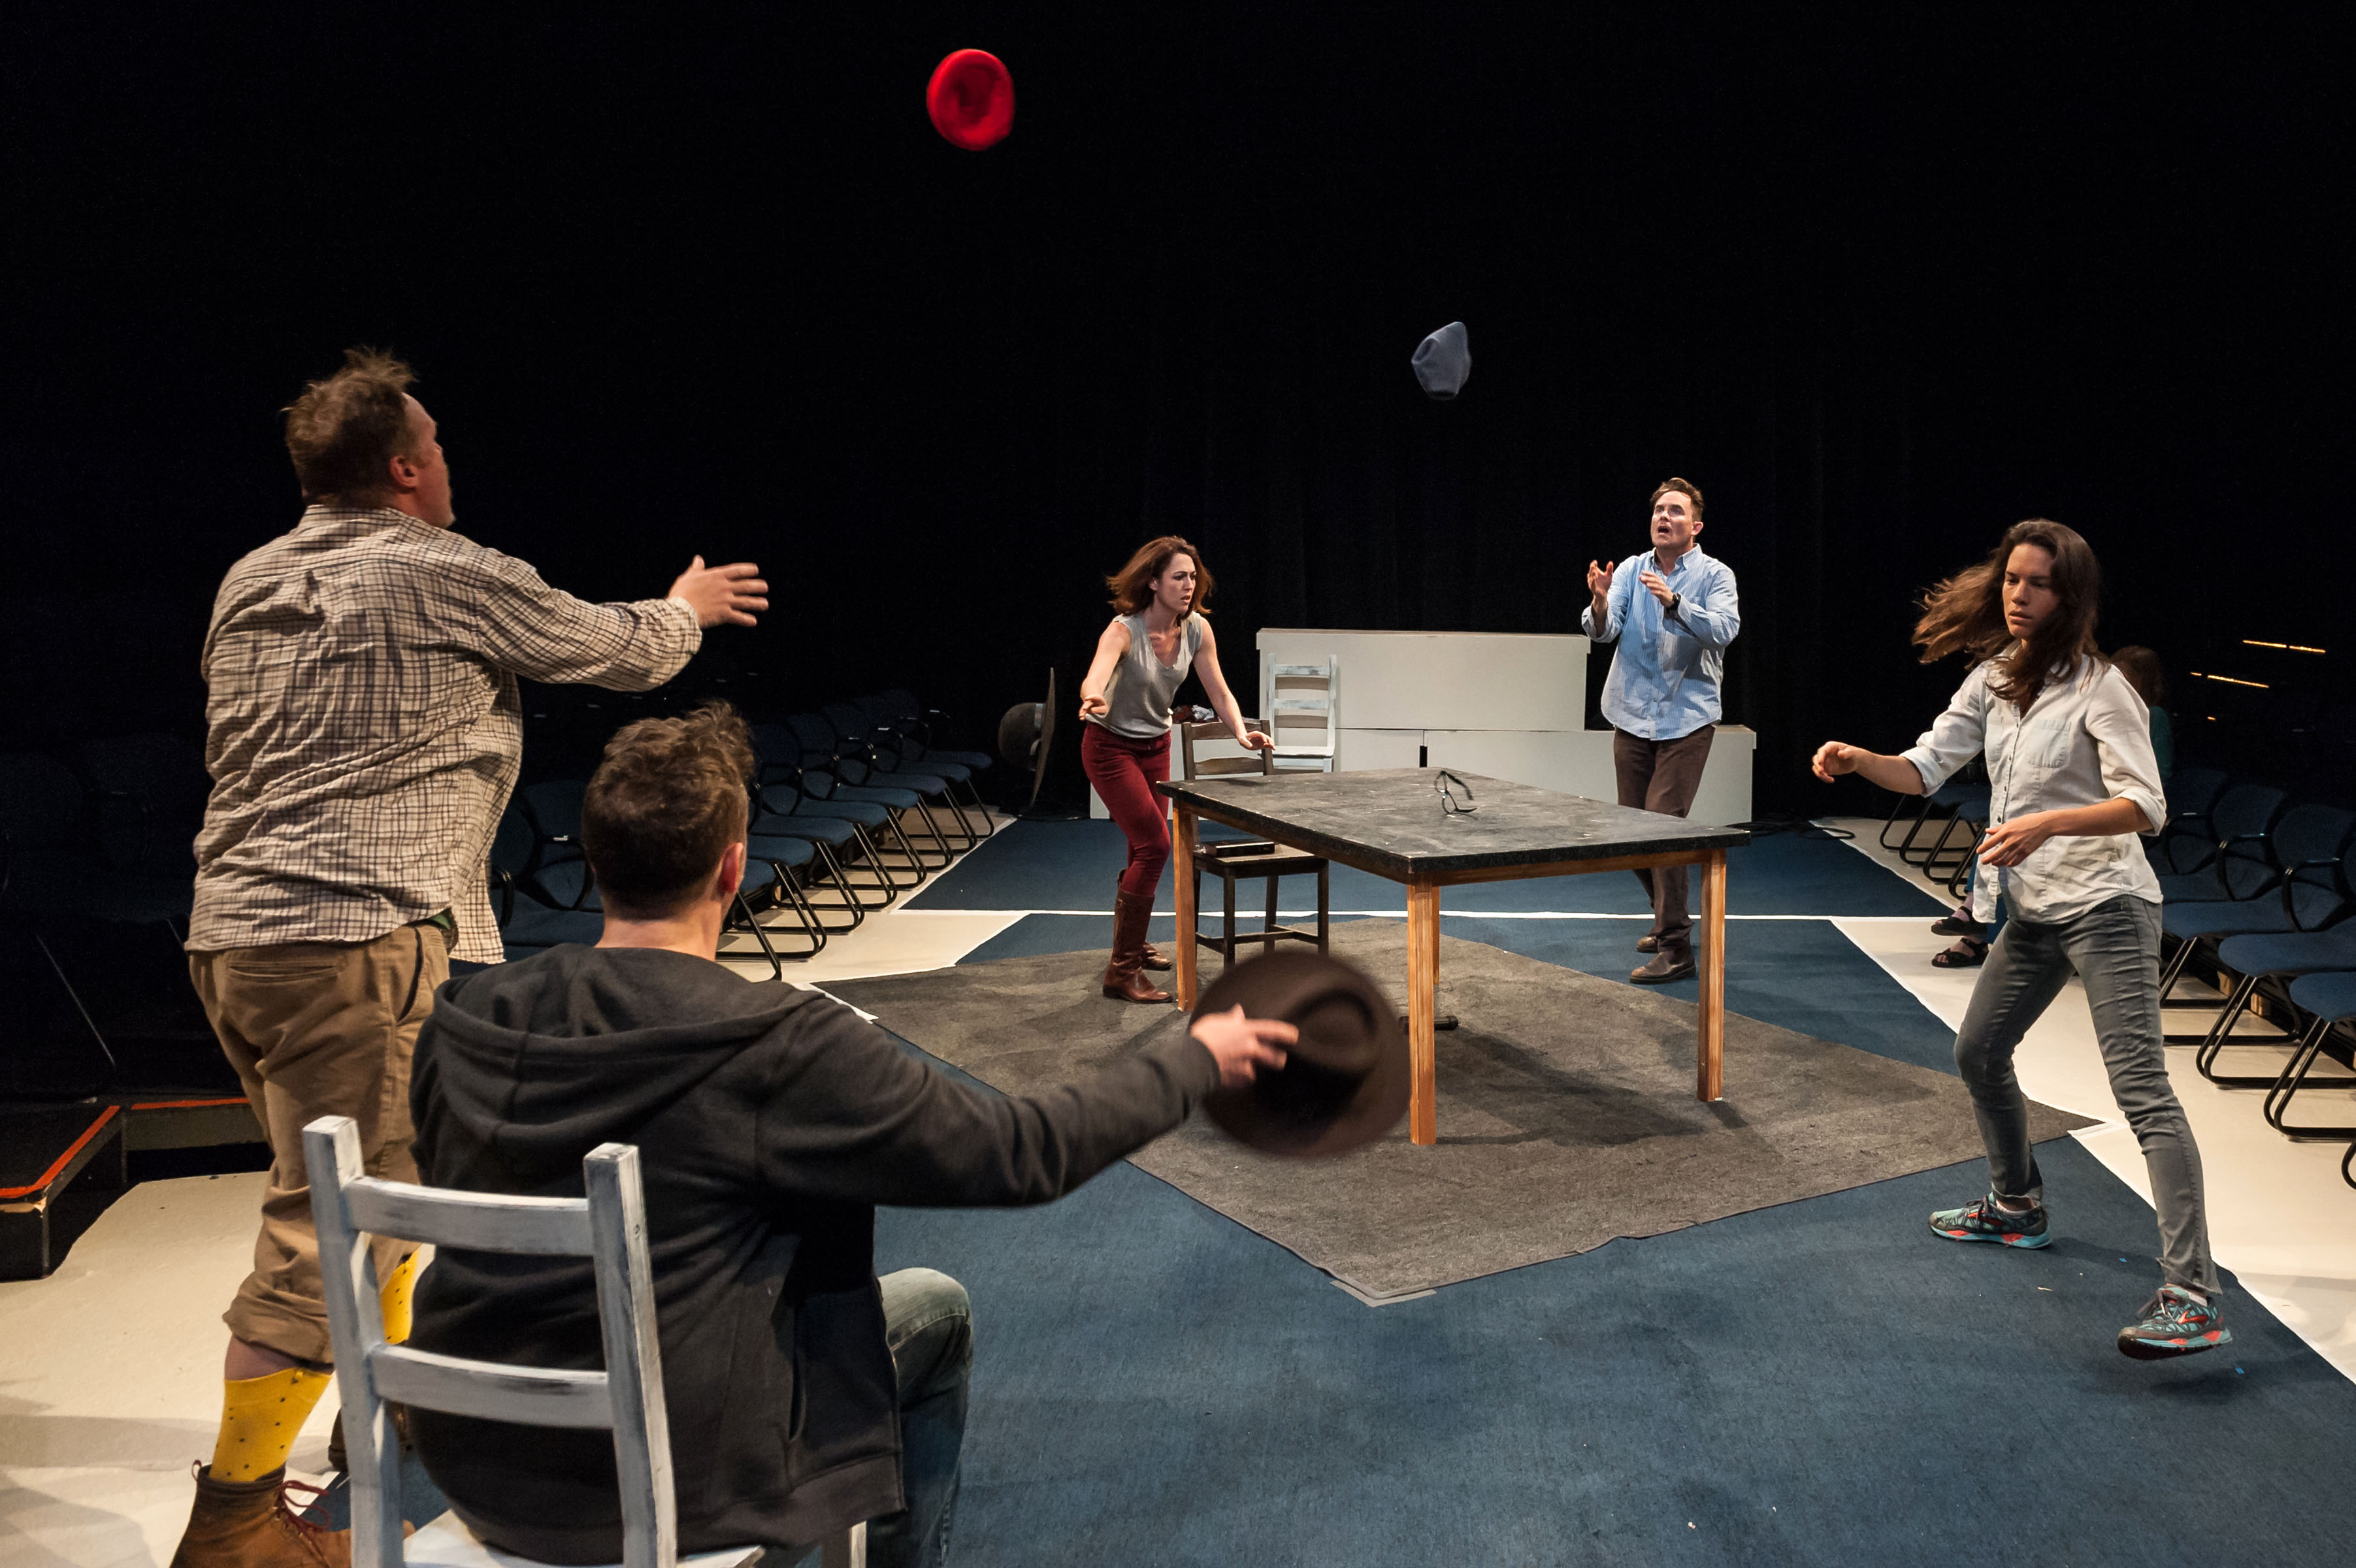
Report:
305,1114,867,1568
1262,657,1339,773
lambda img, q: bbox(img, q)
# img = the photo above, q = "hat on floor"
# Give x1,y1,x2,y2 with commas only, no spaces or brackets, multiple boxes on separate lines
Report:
1412,321,1471,399
1197,949,1409,1157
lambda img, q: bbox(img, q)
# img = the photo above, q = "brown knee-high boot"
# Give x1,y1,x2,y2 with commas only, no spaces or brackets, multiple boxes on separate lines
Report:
1120,877,1172,970
1103,890,1172,1003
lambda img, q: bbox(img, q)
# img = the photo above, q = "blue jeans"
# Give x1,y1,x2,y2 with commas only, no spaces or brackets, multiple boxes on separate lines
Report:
1952,895,2219,1296
865,1268,971,1568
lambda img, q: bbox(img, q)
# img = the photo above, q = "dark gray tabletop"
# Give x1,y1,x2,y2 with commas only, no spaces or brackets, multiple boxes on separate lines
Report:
1156,768,1750,881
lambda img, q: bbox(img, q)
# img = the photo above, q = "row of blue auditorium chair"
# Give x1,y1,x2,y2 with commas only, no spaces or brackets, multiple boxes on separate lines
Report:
2148,775,2356,1183
1877,763,1991,899
490,691,995,974
1882,762,2356,1186
0,736,218,1097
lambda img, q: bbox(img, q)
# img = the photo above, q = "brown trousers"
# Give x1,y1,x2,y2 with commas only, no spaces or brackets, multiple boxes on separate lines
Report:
1613,726,1716,961
189,921,450,1364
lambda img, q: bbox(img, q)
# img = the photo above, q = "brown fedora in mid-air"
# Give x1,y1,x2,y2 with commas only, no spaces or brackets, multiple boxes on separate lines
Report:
1196,950,1409,1157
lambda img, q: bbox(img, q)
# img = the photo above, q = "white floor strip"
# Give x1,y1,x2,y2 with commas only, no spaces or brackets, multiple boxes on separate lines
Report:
1822,817,2356,1382
0,1173,338,1568
898,909,1942,921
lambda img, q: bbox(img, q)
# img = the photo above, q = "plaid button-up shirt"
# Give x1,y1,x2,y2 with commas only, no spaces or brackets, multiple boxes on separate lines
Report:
189,505,701,964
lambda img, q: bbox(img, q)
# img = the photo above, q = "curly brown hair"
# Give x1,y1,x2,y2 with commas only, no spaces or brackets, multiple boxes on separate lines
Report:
282,347,420,502
581,701,755,916
1105,535,1215,617
1912,519,2103,710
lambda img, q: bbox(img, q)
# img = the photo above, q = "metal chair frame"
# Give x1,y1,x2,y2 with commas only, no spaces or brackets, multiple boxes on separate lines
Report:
2261,1011,2356,1139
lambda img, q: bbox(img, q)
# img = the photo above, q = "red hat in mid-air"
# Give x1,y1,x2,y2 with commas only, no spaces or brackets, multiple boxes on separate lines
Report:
927,50,1015,151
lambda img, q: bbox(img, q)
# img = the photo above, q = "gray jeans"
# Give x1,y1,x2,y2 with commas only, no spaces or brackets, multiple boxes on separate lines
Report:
1953,894,2219,1296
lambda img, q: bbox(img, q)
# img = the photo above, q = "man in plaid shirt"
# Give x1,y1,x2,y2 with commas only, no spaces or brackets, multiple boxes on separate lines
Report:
172,348,767,1568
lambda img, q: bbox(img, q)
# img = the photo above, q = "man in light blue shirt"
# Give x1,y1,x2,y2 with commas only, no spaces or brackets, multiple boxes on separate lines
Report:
1582,477,1741,981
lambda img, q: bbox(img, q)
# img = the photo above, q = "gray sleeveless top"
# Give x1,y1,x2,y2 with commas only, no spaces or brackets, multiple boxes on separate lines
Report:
1091,612,1205,740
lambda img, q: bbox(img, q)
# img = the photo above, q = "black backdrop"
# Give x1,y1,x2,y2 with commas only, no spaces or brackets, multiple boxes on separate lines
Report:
10,6,2349,815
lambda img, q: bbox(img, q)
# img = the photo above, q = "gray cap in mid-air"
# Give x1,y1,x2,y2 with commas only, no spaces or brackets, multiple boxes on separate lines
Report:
1413,321,1471,399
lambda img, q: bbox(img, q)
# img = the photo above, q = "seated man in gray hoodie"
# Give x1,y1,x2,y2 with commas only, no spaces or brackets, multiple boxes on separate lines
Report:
406,704,1292,1566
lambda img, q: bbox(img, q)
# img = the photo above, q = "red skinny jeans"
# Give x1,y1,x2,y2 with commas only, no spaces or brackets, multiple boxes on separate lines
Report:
1081,723,1171,901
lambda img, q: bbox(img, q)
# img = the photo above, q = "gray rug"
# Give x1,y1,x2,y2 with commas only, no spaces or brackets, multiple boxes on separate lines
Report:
826,922,2091,1299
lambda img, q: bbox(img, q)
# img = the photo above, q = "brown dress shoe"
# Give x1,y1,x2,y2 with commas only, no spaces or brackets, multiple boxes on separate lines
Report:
1629,951,1697,984
170,1465,352,1568
1102,890,1172,1003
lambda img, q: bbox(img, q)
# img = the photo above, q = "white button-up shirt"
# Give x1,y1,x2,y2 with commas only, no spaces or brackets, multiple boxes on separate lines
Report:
1901,653,2167,926
1580,545,1741,740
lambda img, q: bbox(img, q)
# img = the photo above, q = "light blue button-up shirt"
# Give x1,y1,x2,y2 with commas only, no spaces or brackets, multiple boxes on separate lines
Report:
1580,544,1740,740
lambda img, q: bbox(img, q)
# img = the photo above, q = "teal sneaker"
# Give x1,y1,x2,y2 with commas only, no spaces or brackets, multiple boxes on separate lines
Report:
1928,1194,2052,1249
2118,1286,2233,1361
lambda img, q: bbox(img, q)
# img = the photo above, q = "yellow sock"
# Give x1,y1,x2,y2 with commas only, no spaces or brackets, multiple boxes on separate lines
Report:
209,1366,333,1482
379,1250,421,1345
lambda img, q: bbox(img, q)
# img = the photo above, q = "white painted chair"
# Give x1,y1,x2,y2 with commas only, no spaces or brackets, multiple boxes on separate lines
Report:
304,1115,866,1568
1262,657,1339,773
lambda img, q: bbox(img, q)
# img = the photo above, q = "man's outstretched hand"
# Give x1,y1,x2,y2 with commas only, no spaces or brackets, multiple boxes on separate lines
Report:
1189,1005,1295,1088
670,556,768,628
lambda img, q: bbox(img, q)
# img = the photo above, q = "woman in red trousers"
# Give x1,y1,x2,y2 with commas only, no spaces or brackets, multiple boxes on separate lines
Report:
1078,536,1270,1002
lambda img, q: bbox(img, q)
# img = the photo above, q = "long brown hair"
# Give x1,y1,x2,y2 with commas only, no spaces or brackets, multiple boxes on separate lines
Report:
1912,519,2102,710
1106,535,1215,618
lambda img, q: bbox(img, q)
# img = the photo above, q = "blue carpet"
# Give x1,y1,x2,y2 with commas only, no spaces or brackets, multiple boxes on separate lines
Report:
872,821,2355,1561
879,1127,2353,1566
909,819,1948,916
958,913,1963,1078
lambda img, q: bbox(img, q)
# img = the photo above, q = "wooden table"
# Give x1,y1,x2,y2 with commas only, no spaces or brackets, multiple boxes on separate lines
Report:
1155,768,1750,1145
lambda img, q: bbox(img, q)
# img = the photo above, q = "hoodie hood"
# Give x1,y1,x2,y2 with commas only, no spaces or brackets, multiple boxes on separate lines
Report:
423,943,817,1188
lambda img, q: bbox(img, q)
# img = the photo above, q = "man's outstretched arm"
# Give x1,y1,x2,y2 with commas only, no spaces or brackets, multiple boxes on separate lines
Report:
448,550,764,691
755,1004,1290,1209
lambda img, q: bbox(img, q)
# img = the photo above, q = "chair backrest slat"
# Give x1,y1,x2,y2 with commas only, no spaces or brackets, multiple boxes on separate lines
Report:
1179,721,1274,781
343,1176,595,1256
589,1142,676,1568
369,1344,615,1429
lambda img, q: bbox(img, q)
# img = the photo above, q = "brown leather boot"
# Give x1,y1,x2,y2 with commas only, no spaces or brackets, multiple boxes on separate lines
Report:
1102,890,1172,1003
170,1465,352,1568
1119,879,1172,969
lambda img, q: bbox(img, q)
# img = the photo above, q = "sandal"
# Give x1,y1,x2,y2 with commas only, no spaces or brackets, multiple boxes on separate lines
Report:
1931,910,1988,938
1932,936,1988,968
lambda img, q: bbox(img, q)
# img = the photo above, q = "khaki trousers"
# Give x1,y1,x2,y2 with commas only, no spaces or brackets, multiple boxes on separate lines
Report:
1612,726,1716,961
189,921,450,1364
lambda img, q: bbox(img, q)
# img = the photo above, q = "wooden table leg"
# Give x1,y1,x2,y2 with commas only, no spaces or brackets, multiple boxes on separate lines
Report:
1696,848,1727,1101
1172,805,1199,1009
1406,881,1440,1144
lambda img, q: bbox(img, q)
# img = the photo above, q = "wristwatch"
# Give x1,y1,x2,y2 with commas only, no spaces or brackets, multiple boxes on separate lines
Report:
1667,592,1682,617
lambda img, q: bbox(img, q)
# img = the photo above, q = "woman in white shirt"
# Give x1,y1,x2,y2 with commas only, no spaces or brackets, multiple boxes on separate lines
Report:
1813,519,2227,1361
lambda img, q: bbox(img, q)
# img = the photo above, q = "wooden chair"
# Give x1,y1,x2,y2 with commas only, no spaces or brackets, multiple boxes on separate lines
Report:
1177,720,1329,972
1261,657,1339,774
305,1114,866,1568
